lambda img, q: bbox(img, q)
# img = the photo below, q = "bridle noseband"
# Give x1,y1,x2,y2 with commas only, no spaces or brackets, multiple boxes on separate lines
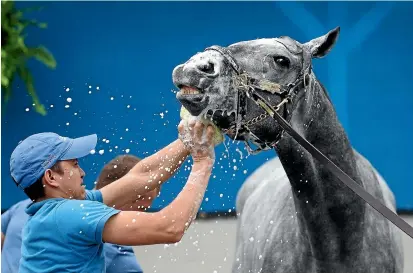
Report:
204,45,311,155
202,44,413,240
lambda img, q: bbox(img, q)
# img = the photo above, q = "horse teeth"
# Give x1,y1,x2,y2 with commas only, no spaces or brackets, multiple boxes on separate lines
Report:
181,87,200,95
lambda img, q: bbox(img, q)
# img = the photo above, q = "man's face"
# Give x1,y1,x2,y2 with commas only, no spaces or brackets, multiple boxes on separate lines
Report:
53,159,86,200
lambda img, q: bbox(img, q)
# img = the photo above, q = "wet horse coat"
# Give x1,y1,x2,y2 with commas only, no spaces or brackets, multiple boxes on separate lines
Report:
172,27,404,273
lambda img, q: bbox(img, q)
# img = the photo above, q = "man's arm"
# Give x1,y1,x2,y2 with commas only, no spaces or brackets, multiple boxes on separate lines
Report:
102,158,213,245
100,138,189,208
1,204,15,250
102,121,215,245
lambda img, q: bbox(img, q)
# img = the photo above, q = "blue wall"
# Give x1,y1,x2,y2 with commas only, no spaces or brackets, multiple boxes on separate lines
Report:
2,1,413,211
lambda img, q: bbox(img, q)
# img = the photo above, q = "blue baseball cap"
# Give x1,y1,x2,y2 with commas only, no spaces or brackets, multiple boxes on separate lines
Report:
10,132,97,190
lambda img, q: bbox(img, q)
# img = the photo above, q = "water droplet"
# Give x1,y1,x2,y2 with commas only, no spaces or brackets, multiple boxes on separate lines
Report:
67,98,72,103
99,150,104,155
90,150,96,155
65,88,70,92
125,149,130,153
65,105,70,108
25,108,30,112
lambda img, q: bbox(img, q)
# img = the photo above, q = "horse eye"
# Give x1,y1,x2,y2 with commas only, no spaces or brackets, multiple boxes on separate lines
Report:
273,56,290,68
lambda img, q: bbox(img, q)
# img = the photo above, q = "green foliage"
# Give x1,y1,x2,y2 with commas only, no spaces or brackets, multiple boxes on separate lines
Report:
1,0,56,115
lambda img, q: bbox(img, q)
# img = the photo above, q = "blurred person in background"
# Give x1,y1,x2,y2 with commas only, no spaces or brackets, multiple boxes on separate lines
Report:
95,154,163,272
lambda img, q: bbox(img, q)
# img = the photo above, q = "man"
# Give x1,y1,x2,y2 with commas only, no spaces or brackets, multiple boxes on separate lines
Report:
1,154,154,273
10,119,218,272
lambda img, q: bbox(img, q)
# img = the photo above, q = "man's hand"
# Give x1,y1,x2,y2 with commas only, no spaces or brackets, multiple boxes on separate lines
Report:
178,119,215,163
180,106,224,146
1,232,5,250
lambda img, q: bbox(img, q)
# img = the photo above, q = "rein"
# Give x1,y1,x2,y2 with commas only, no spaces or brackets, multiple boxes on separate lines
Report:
204,45,413,240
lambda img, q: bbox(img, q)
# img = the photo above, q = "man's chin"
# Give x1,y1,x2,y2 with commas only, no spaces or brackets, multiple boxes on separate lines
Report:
79,185,86,199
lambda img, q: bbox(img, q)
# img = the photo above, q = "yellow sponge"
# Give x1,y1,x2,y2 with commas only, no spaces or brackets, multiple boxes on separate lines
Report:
180,106,224,146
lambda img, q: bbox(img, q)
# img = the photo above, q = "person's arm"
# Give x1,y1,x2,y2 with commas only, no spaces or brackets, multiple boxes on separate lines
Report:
1,232,5,250
100,138,189,208
1,204,16,250
102,120,215,245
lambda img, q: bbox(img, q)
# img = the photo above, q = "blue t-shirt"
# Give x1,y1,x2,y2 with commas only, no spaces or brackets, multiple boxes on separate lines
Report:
4,190,138,273
1,198,33,273
104,244,143,273
1,195,144,273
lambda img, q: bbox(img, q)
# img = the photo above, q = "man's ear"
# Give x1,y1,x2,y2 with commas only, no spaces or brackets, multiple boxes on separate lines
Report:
303,27,340,58
43,169,59,188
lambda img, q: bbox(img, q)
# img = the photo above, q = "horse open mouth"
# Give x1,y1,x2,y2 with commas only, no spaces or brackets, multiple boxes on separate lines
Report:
176,85,210,116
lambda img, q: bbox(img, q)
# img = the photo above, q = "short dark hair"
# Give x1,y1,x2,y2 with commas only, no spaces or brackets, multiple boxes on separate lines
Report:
95,155,141,190
13,161,63,201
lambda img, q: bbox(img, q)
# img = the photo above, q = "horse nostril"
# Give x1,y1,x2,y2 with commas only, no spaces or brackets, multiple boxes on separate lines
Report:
197,62,215,75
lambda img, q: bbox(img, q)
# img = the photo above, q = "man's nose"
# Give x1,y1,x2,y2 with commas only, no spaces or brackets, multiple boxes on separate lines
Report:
80,167,85,178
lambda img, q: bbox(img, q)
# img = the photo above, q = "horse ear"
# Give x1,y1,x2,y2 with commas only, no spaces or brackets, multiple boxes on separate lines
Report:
304,27,340,58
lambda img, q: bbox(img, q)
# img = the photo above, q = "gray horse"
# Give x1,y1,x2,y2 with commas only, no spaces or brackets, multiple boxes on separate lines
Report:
172,27,404,273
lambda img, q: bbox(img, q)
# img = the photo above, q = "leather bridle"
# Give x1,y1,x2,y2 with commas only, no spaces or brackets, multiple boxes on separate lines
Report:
205,45,311,155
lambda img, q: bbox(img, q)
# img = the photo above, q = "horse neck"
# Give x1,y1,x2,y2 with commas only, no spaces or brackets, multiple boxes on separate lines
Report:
274,73,365,260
